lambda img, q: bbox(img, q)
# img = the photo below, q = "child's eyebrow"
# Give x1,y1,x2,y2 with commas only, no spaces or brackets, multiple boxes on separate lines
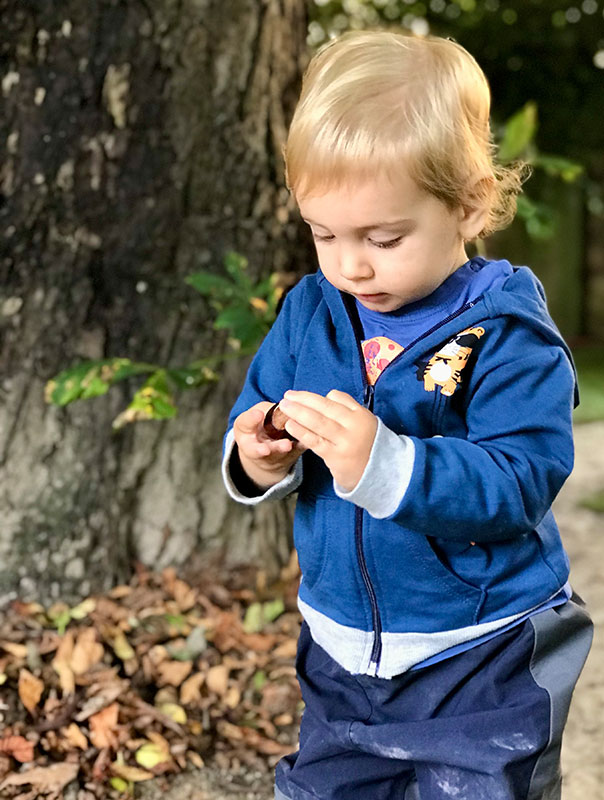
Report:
302,217,412,231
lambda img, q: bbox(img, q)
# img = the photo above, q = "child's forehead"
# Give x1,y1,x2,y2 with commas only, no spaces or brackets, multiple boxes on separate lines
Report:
296,170,425,220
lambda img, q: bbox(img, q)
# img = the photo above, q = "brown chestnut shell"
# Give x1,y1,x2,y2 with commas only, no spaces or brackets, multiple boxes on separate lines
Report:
263,403,297,441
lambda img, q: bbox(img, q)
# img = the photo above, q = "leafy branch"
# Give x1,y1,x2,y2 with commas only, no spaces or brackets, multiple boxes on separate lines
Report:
497,101,584,239
45,252,283,429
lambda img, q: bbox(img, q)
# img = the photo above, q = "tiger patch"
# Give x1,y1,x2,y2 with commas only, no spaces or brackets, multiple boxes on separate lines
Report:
417,326,485,396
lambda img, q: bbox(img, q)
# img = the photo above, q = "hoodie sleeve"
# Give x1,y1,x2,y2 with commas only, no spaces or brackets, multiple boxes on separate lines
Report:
359,319,576,542
222,279,309,503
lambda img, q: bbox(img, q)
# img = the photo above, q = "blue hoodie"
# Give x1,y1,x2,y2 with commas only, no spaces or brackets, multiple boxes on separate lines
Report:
222,259,577,678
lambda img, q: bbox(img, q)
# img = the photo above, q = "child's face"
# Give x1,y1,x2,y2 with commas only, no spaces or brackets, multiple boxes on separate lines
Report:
297,171,475,313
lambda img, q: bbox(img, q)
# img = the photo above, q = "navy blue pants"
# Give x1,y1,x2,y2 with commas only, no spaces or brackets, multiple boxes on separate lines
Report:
275,598,592,800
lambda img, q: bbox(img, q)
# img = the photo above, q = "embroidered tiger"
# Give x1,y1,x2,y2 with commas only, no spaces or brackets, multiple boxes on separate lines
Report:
417,326,485,396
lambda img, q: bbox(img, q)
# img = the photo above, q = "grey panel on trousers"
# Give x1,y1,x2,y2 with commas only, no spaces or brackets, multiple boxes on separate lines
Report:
526,598,593,800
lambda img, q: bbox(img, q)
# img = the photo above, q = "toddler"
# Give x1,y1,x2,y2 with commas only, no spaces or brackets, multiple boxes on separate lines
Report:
222,30,592,800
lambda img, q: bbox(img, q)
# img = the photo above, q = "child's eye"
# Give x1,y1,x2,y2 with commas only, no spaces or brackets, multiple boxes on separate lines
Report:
370,236,403,249
312,232,335,243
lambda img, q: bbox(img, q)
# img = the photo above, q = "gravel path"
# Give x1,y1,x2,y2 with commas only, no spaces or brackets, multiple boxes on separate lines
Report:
139,421,604,800
557,421,604,799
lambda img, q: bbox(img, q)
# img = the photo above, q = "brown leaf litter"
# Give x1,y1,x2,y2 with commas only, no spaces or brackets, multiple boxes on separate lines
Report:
0,554,302,798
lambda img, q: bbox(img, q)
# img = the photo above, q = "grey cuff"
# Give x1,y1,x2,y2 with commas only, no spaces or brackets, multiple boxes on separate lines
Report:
222,428,303,505
334,418,415,518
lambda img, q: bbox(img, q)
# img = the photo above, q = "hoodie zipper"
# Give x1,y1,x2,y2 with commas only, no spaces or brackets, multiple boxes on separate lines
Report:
357,384,382,672
344,294,482,674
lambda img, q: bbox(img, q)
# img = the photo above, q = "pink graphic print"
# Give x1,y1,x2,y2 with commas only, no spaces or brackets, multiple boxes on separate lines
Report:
362,336,404,385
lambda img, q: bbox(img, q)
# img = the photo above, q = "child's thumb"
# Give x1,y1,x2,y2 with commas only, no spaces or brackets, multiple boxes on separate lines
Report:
236,404,268,435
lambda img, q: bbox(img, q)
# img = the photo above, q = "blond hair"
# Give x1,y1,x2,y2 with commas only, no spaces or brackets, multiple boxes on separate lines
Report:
284,30,527,238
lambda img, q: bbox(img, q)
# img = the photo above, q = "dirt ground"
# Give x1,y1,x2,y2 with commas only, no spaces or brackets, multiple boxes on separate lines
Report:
556,420,604,799
138,420,604,800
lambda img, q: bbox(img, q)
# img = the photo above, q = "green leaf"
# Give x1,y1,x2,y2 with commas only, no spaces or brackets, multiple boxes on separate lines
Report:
185,271,238,300
252,670,267,692
242,598,285,633
223,251,251,288
111,370,177,429
45,358,156,407
532,154,584,182
498,102,538,163
515,195,556,239
214,306,267,349
50,609,72,636
243,602,264,634
135,742,171,769
110,776,133,794
165,362,220,390
262,597,285,624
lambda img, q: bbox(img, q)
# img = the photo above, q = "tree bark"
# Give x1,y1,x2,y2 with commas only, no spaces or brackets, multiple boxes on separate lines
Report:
0,0,310,604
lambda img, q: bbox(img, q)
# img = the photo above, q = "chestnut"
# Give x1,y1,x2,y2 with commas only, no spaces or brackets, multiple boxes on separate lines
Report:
263,402,297,442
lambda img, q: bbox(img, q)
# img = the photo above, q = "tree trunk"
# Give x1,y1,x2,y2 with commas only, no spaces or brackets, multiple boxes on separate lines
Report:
0,0,310,604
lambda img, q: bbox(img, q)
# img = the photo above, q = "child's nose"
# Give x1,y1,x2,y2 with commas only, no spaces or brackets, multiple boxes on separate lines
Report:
338,245,373,281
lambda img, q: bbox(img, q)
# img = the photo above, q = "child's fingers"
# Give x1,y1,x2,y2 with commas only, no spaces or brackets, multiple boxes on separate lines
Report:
325,389,363,412
235,403,272,435
281,401,341,447
240,427,298,459
282,391,350,424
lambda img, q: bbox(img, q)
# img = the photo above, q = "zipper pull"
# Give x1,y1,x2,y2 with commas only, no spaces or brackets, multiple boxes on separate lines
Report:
364,383,375,409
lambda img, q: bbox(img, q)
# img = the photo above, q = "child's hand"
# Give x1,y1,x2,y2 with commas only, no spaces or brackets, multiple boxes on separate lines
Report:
233,402,304,490
279,390,377,492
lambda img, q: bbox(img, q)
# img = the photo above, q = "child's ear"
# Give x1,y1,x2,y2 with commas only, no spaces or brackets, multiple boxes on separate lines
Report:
458,179,492,240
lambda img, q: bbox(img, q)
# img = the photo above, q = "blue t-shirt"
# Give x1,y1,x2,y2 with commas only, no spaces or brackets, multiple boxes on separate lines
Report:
356,256,513,346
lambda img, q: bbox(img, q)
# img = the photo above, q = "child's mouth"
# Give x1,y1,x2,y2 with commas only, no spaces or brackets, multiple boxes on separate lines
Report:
355,293,389,303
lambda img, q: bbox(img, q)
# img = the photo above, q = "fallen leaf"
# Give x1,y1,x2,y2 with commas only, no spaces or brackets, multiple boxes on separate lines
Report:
61,723,89,750
187,750,205,768
18,669,44,714
157,702,187,724
110,761,154,782
11,600,45,617
135,741,171,769
51,632,75,694
261,682,299,717
71,628,104,675
224,685,241,709
0,762,79,792
75,680,127,721
89,702,120,749
111,630,136,661
179,672,204,706
70,598,96,620
206,664,229,696
172,579,197,611
110,775,131,792
108,584,132,599
239,631,277,652
157,659,193,687
0,735,35,763
272,638,298,659
0,641,28,659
